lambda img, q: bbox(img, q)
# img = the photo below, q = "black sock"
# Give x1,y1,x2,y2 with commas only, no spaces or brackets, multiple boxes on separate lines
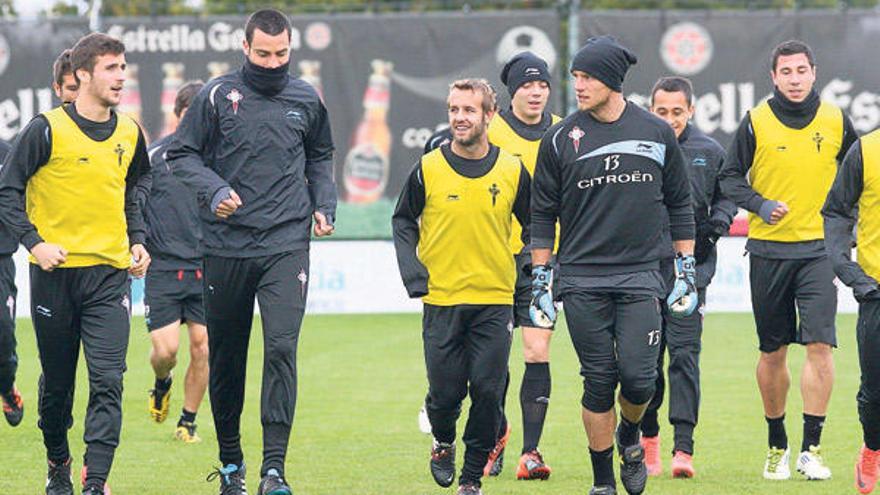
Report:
179,408,196,425
520,362,551,453
589,446,615,488
801,414,825,452
618,415,640,447
155,375,172,391
766,415,787,450
640,408,660,438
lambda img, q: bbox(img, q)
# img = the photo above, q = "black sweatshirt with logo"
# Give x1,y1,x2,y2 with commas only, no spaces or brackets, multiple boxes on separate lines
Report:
531,102,694,277
166,69,335,257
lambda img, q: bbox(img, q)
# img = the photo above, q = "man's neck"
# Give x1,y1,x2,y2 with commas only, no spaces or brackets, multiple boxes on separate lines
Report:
511,107,543,126
74,94,112,123
451,138,490,160
589,93,626,123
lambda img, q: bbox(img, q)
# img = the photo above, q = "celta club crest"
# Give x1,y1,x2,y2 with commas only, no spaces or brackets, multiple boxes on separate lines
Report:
813,132,824,153
297,268,308,298
114,144,125,167
488,183,500,206
568,126,585,153
226,88,243,114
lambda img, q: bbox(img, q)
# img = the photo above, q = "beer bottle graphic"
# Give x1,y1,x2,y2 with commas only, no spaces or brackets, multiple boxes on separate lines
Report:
342,59,393,203
298,60,324,101
207,61,230,80
118,63,144,130
160,63,185,137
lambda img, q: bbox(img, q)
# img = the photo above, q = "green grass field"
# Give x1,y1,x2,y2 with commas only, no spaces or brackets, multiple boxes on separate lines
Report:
0,312,867,494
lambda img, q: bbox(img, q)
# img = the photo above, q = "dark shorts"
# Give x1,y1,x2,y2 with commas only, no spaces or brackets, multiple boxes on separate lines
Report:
749,255,837,353
144,269,205,331
513,253,557,329
562,289,662,412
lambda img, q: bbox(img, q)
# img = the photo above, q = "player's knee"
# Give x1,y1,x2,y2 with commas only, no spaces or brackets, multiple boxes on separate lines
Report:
619,369,656,406
469,376,505,403
523,343,550,363
430,385,468,411
760,346,788,366
805,342,833,359
264,333,299,359
91,370,124,395
620,382,655,407
190,340,209,365
581,382,615,413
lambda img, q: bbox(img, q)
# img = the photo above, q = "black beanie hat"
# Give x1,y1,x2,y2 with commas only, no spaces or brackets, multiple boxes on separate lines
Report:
500,51,551,97
570,35,637,93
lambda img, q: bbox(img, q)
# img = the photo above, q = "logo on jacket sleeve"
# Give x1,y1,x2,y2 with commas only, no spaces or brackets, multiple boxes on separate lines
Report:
226,88,244,115
568,126,585,153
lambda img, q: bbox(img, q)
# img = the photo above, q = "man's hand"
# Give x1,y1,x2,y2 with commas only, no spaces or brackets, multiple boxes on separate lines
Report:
769,201,789,225
31,242,67,272
215,189,242,219
529,264,557,328
667,253,698,318
313,211,335,237
129,244,151,278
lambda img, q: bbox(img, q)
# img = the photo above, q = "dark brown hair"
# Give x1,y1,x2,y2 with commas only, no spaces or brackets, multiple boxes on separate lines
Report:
771,40,815,72
245,9,291,44
174,80,205,118
52,49,74,87
70,33,125,83
650,76,694,106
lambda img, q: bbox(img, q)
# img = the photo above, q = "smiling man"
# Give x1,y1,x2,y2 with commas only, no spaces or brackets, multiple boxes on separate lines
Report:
640,76,737,479
166,8,335,495
719,39,858,482
393,78,530,495
0,32,151,495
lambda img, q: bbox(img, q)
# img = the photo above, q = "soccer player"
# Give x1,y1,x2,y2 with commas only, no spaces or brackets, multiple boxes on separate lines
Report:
823,129,880,494
485,51,560,480
145,80,208,443
166,9,335,495
719,39,857,481
640,76,737,478
530,36,696,495
0,32,151,495
393,78,530,495
0,138,19,428
53,49,79,104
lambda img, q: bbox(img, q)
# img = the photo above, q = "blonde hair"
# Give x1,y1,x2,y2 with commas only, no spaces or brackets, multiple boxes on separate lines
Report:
448,78,497,114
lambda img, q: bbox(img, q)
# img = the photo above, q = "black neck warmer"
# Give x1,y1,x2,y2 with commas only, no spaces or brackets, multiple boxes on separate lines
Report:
241,57,290,97
771,87,820,118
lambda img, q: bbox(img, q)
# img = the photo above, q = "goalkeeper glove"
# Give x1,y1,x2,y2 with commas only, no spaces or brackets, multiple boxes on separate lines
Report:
529,264,557,328
667,253,698,318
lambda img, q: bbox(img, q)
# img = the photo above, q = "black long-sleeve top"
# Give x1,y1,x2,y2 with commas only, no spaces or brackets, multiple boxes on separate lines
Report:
0,141,14,255
822,140,879,300
166,69,336,257
665,124,738,288
531,102,694,277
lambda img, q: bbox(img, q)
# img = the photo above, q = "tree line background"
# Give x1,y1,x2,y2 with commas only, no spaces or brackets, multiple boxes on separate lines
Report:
0,0,875,19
